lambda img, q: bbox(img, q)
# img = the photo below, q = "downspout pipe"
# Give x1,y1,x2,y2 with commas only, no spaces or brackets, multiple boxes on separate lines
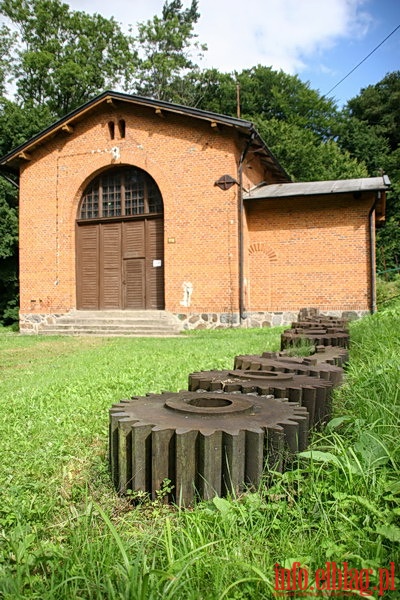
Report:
369,194,378,314
238,131,256,321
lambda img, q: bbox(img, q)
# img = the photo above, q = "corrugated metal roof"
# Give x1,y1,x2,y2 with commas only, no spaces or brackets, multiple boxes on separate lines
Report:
244,176,390,200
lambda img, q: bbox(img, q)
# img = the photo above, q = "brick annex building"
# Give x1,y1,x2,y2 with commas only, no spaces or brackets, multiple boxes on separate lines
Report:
0,91,390,334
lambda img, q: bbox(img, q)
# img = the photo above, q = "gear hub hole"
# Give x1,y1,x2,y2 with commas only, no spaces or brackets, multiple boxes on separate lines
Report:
188,397,232,408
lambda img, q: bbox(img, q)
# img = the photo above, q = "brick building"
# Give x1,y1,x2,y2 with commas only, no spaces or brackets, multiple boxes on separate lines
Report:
0,91,389,333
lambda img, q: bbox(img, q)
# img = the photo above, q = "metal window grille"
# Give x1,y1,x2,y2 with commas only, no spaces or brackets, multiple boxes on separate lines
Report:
79,167,163,219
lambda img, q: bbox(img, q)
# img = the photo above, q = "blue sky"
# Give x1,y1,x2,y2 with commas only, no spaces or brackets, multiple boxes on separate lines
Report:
65,0,400,107
301,0,400,105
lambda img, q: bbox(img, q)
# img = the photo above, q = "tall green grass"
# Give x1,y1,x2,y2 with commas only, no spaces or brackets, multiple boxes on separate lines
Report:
0,310,399,599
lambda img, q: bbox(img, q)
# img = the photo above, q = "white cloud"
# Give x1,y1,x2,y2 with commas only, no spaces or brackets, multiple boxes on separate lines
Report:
66,0,372,74
195,0,372,73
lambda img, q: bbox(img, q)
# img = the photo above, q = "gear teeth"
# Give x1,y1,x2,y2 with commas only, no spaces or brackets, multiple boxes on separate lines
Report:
117,417,138,493
245,428,265,487
281,328,350,350
151,428,175,502
278,407,309,453
175,429,199,505
198,431,223,500
108,315,349,504
188,369,333,428
109,411,128,489
265,429,285,472
131,423,153,492
109,391,312,504
222,430,246,496
301,386,317,427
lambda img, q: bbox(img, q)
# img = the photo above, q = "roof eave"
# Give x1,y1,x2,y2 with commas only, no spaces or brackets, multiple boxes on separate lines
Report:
247,128,291,183
0,91,261,172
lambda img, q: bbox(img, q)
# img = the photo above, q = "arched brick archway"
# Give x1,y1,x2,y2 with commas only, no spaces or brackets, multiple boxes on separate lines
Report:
248,242,277,310
76,166,164,310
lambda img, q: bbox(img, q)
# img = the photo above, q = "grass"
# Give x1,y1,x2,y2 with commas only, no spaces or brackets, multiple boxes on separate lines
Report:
0,311,399,599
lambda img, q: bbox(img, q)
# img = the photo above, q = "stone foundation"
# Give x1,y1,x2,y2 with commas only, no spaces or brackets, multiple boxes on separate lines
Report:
173,309,369,330
19,313,63,334
19,308,370,334
174,312,240,330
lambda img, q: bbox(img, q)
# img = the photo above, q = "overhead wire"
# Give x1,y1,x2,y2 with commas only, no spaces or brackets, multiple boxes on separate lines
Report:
323,22,400,98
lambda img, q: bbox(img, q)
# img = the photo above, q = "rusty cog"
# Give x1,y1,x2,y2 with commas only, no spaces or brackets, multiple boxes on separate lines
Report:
236,353,344,386
281,327,350,350
109,391,309,504
189,368,334,427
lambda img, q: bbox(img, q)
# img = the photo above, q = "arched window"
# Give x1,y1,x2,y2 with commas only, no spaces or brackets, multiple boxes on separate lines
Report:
79,167,163,220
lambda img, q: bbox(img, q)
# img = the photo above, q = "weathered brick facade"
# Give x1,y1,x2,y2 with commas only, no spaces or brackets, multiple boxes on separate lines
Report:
0,92,387,332
246,194,374,312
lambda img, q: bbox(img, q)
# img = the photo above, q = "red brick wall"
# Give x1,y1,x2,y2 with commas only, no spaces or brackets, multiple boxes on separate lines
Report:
17,99,374,320
19,103,268,315
245,194,374,312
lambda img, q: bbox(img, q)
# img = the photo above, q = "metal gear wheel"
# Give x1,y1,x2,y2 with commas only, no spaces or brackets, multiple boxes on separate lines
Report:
258,352,345,384
189,368,334,427
262,345,348,368
281,327,350,350
299,345,348,367
291,319,349,330
109,391,309,504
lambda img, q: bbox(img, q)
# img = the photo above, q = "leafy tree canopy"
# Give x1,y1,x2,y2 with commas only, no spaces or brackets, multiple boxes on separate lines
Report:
0,98,54,156
0,178,18,324
346,71,400,151
254,117,368,182
0,23,15,95
130,0,206,101
179,66,339,140
0,0,134,116
336,114,390,176
339,72,400,274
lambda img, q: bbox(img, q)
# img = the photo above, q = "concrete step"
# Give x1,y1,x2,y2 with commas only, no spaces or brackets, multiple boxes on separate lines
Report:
41,324,180,333
57,317,180,327
40,322,179,333
68,310,176,320
37,310,183,337
39,329,182,337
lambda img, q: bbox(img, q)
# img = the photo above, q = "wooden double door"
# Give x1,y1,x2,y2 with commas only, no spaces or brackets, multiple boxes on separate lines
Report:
76,217,164,310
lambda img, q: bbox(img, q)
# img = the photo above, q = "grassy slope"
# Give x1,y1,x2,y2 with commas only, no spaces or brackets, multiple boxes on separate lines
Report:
0,312,399,599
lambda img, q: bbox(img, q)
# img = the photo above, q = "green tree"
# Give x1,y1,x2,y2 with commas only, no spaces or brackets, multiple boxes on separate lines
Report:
0,178,18,324
254,117,367,182
183,65,339,140
238,65,338,140
337,114,389,175
0,97,54,156
346,72,400,151
130,0,206,101
339,72,400,274
0,23,15,95
0,0,134,116
178,64,365,183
